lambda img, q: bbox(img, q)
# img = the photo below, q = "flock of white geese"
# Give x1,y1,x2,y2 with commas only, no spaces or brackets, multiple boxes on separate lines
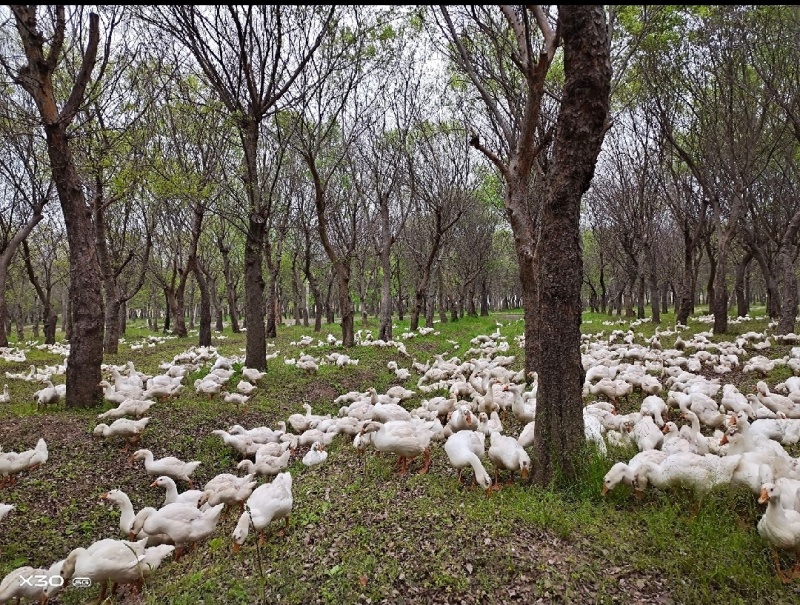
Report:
3,315,800,602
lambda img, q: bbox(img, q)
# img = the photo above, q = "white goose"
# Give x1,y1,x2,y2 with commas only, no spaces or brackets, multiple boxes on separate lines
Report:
130,449,201,487
151,476,204,507
757,482,800,582
443,430,492,494
487,431,530,485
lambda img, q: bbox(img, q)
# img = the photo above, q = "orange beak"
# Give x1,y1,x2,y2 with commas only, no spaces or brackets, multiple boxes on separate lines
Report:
150,480,158,487
128,531,136,540
661,425,669,434
521,467,529,480
601,485,609,496
720,433,729,445
634,489,644,500
758,488,769,504
100,492,109,499
232,542,241,553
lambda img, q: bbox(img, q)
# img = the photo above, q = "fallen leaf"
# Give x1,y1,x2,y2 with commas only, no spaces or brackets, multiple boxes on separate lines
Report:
359,575,368,587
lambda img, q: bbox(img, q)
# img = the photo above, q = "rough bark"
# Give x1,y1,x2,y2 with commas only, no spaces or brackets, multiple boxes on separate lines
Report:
734,250,752,318
217,237,240,333
777,208,800,334
10,6,103,407
532,4,611,485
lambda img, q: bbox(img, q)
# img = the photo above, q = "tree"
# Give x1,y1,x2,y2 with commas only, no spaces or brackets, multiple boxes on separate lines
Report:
4,6,109,407
438,5,611,483
404,123,471,331
147,5,335,369
0,117,51,347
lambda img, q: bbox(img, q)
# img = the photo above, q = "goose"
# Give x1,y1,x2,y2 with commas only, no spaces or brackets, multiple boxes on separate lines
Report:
487,431,530,485
237,449,291,477
302,441,328,467
255,441,292,462
241,367,266,383
112,543,175,596
474,375,500,415
204,472,256,494
443,430,492,495
477,411,503,435
0,559,68,604
102,489,154,540
0,385,8,404
60,537,149,602
297,428,335,448
229,422,286,444
386,385,415,401
93,417,149,449
0,503,12,527
424,395,457,418
232,472,293,551
679,410,714,455
675,392,727,429
98,380,131,405
601,450,669,496
287,403,321,433
588,378,633,403
632,415,663,452
661,422,697,455
151,476,204,507
198,477,257,511
359,420,435,475
640,395,668,428
223,391,250,410
130,449,201,487
506,383,536,423
195,378,223,398
447,405,476,432
331,416,365,437
129,502,225,561
34,380,61,409
584,411,607,455
211,430,260,457
97,398,155,420
236,381,257,396
142,382,180,402
517,421,536,448
720,384,756,420
0,438,48,487
755,382,800,419
371,401,413,423
757,482,800,582
632,452,741,500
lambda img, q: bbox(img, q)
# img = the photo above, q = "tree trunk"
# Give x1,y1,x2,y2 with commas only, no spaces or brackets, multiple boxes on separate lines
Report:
218,239,240,333
776,209,800,334
637,273,646,319
244,217,267,368
193,262,212,346
712,242,727,335
378,199,394,340
532,4,610,486
0,204,44,347
208,275,224,332
734,251,752,318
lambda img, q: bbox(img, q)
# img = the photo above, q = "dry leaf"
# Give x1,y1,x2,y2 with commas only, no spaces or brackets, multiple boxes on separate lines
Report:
359,575,368,587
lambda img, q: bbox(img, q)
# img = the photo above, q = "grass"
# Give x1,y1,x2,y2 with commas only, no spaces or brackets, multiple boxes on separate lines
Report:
2,307,800,604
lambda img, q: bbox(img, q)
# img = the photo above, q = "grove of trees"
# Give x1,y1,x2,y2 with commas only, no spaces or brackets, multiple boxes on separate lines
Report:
1,5,798,483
